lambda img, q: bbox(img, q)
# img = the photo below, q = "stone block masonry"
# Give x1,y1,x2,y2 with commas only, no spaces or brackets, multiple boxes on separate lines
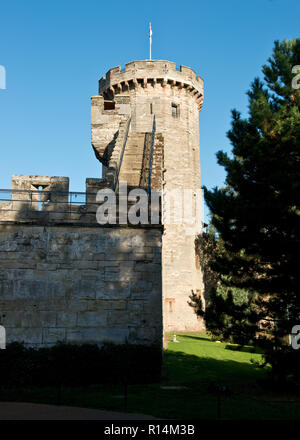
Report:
92,59,205,333
0,224,162,347
0,58,205,347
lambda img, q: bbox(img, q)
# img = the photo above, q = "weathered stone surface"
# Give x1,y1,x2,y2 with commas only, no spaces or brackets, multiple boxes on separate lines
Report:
6,328,43,344
0,58,205,344
92,60,205,333
77,311,107,327
0,225,162,347
66,327,129,345
43,327,66,344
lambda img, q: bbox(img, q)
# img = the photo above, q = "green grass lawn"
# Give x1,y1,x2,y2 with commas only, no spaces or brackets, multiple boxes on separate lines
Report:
1,333,300,419
164,332,267,389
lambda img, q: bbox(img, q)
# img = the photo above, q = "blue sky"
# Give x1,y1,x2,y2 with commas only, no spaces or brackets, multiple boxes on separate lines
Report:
0,0,299,218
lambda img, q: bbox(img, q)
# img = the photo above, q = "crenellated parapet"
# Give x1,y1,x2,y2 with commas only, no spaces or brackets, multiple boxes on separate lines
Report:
98,60,204,110
0,174,162,226
0,175,108,225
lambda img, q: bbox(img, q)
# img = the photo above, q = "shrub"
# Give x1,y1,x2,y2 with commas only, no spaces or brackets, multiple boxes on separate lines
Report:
263,347,300,386
0,342,162,388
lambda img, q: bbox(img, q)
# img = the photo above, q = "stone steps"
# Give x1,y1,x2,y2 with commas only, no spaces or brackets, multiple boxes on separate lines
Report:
118,132,146,186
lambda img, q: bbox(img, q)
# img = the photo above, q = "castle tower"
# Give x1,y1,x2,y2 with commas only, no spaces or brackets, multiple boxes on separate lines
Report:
91,60,204,333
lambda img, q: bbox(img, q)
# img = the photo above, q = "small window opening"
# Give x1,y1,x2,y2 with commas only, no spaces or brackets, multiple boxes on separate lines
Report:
165,298,175,313
172,103,179,118
150,103,153,114
37,185,51,211
38,186,44,211
104,101,115,110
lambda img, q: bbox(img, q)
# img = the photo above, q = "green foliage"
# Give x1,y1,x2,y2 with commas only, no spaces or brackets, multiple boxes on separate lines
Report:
205,284,257,345
0,342,162,388
202,39,300,379
190,230,258,345
263,346,300,386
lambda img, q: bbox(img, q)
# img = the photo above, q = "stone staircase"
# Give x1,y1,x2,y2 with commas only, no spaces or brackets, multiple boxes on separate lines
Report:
117,132,146,187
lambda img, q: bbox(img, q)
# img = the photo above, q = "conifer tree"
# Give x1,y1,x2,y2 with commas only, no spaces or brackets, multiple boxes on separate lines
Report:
202,39,300,351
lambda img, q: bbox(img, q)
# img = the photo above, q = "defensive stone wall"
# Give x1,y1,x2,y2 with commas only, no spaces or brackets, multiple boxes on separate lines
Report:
0,58,205,348
0,224,162,347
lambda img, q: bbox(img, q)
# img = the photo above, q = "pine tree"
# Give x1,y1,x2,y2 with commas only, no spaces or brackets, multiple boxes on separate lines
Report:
190,223,258,346
202,39,300,355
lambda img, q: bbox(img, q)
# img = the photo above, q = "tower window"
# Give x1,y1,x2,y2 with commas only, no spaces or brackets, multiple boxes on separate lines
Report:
150,103,153,114
172,103,179,118
104,100,115,110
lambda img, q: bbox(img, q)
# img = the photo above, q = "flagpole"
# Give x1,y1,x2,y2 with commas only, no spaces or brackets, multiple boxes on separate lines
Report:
149,22,152,60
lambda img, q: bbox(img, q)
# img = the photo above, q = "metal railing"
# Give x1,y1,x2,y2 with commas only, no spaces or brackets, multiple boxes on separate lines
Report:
0,187,163,225
147,114,156,195
0,189,91,215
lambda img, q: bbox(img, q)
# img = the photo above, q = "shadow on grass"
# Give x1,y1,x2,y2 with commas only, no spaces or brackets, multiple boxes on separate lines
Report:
1,349,300,419
175,334,211,342
163,349,267,391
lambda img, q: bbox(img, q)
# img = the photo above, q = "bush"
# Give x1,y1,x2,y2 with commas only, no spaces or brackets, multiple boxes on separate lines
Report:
263,347,300,386
0,342,162,388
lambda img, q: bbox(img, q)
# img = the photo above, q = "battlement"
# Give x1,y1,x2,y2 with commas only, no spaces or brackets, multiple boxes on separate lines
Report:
104,60,201,80
99,60,203,108
0,175,108,225
0,175,161,226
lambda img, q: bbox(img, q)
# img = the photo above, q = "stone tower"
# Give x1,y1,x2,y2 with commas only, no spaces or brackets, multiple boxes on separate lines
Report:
91,60,204,333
